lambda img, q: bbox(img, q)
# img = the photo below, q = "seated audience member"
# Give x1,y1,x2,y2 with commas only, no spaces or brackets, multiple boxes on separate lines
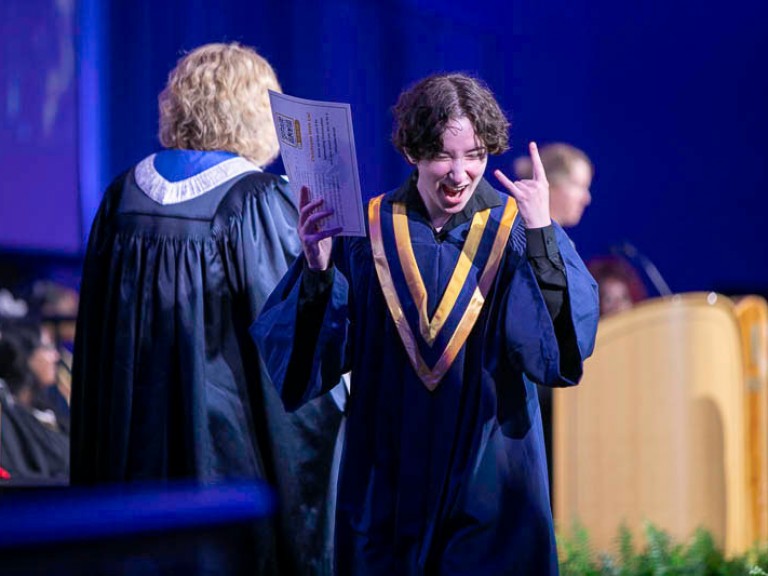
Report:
30,280,79,414
514,142,593,227
0,320,67,432
587,255,648,316
0,320,70,481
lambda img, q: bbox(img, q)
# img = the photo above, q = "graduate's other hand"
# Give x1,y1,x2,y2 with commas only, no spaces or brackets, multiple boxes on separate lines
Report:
299,186,341,271
493,142,552,229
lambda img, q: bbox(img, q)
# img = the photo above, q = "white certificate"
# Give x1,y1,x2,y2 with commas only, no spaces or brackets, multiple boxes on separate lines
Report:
269,91,366,236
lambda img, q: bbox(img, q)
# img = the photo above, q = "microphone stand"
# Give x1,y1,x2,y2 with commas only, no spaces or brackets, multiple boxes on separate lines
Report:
611,242,673,297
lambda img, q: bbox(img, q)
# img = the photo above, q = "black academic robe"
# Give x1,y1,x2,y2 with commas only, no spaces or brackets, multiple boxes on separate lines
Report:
71,163,341,575
0,382,69,482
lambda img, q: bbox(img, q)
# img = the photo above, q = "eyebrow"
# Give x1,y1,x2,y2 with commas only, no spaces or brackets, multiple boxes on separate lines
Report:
436,146,487,155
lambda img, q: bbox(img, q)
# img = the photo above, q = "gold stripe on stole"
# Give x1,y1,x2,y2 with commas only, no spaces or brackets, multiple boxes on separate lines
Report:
393,203,488,345
369,196,435,384
369,195,518,391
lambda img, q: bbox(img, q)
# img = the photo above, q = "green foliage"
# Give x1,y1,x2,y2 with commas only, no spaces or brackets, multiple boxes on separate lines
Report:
557,521,768,576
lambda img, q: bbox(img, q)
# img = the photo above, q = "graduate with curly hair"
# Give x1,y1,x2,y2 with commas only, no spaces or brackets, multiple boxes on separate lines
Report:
253,73,600,574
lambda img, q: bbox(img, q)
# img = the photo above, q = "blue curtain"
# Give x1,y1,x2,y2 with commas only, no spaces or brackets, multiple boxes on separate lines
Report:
81,0,768,294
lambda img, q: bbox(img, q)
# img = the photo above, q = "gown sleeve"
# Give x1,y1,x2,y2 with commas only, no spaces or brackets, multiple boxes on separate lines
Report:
250,240,351,412
502,222,599,388
70,173,126,484
219,176,302,319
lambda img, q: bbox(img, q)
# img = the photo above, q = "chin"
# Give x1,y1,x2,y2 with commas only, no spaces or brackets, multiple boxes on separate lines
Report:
443,194,472,213
443,203,465,213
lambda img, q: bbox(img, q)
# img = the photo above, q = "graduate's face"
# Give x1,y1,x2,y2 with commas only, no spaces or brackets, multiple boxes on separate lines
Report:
414,116,488,229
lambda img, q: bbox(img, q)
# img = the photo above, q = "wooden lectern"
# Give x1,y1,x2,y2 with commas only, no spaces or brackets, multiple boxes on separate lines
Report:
554,292,768,556
734,295,768,544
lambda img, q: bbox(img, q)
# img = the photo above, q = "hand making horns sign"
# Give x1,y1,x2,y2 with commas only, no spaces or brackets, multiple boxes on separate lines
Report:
494,142,552,229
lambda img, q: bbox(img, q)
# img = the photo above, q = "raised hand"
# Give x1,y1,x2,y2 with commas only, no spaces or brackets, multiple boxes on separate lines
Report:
298,186,342,271
493,141,551,229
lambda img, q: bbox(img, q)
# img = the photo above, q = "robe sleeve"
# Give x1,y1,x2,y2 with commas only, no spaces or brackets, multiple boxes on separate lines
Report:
525,225,567,320
70,173,126,484
250,241,351,412
502,222,599,388
219,177,302,319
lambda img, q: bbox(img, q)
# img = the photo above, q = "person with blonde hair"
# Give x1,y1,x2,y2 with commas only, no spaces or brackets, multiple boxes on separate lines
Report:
514,142,593,227
157,42,281,166
72,42,341,574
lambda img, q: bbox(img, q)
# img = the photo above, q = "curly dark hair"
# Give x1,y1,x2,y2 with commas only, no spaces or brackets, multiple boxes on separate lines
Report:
392,73,510,161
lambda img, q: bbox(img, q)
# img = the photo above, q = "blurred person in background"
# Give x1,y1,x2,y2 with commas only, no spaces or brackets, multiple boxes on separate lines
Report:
514,142,593,228
0,320,66,432
32,280,79,349
71,42,341,574
28,280,79,419
0,319,69,481
587,255,648,317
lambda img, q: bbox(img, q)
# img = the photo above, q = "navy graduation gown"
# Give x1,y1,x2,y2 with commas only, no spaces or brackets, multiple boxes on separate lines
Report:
253,179,599,575
71,152,341,575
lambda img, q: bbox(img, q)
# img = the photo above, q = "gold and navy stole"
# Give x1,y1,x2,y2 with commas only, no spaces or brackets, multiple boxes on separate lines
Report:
369,194,518,390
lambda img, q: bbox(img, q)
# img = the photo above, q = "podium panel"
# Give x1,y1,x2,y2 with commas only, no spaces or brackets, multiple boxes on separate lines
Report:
734,295,768,544
554,293,749,555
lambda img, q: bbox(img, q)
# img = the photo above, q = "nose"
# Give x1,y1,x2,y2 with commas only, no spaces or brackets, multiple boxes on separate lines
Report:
448,158,467,182
584,189,592,206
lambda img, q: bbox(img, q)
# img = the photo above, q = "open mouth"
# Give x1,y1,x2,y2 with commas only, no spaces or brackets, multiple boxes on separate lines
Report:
441,183,469,200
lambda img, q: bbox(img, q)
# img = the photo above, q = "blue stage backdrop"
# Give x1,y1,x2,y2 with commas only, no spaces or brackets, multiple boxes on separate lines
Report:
4,0,767,296
0,0,80,254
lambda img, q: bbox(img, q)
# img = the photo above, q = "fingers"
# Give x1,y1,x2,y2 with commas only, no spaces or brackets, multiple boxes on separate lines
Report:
299,186,312,209
299,194,327,228
298,186,341,242
493,169,521,198
303,208,334,233
306,226,343,243
529,142,547,183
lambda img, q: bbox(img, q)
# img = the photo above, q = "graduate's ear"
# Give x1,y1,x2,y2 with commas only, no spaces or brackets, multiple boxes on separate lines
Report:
403,150,417,165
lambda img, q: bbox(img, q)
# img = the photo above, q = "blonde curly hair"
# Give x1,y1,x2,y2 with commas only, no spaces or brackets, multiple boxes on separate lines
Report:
158,42,281,166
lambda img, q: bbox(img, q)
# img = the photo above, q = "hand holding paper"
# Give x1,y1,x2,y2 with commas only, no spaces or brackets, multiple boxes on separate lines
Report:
298,186,340,271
